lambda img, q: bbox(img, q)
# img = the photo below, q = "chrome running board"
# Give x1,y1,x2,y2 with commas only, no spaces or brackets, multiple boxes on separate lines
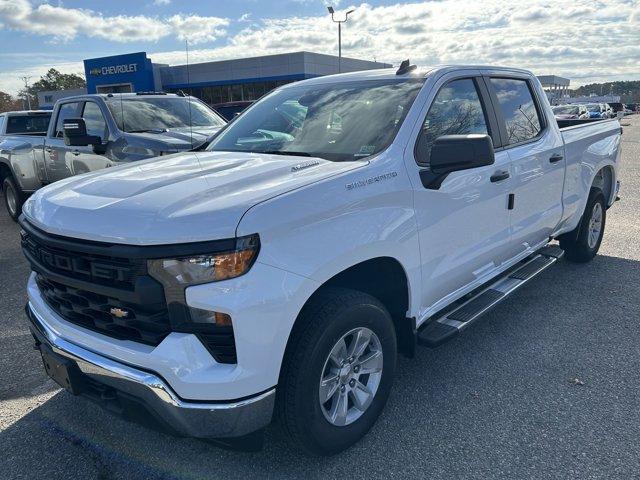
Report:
417,245,564,347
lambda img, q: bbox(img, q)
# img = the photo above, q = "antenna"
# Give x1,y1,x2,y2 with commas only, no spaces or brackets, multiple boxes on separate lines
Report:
396,59,417,75
119,90,126,133
185,39,194,150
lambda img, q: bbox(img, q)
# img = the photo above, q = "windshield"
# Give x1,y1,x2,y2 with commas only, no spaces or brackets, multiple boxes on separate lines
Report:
106,97,226,133
553,105,579,115
207,79,424,161
6,113,51,134
586,104,600,112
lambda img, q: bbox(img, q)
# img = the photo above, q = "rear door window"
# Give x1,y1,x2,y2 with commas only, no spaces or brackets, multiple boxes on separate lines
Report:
6,114,51,134
489,78,542,145
54,102,81,138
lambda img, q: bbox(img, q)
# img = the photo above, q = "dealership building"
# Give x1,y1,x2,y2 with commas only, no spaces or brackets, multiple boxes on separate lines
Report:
38,51,580,109
38,51,390,108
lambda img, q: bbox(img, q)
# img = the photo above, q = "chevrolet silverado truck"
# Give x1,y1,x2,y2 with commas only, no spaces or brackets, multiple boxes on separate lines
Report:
21,64,621,455
1,93,226,221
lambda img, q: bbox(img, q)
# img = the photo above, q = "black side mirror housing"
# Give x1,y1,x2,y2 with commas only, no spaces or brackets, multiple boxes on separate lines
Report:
420,134,495,189
63,118,101,147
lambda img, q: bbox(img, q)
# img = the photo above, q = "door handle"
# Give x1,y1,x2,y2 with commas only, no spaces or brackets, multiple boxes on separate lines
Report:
549,153,563,163
72,150,80,156
45,147,53,153
490,170,510,183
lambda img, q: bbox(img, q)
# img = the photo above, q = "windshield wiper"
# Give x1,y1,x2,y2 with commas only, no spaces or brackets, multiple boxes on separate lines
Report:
127,128,168,134
260,150,313,157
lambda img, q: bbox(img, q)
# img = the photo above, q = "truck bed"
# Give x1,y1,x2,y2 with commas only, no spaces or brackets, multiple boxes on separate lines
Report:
556,117,613,129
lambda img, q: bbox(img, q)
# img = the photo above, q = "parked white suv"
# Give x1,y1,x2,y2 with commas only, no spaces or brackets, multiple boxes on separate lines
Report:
22,64,621,455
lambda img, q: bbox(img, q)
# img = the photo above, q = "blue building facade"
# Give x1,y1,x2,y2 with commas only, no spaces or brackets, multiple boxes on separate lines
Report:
33,51,389,108
84,52,157,94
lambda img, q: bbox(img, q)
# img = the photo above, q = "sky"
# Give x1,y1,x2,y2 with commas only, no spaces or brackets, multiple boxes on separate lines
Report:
0,0,639,94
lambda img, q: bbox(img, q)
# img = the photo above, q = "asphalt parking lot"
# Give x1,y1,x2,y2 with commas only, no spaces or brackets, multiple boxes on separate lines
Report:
1,116,639,480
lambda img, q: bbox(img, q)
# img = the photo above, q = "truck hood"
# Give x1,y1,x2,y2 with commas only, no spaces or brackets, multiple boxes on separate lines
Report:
23,151,365,245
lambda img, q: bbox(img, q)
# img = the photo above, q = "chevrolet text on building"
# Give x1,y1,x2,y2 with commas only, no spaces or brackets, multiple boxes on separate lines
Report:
89,63,138,76
21,64,621,455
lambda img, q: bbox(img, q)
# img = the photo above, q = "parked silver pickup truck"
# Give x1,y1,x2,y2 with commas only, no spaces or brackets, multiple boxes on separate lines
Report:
0,110,52,138
0,93,226,220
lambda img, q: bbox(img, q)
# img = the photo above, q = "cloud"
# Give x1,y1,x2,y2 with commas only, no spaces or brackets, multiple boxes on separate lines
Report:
0,0,227,43
153,0,171,5
147,0,638,88
512,7,552,22
1,0,639,93
167,15,228,44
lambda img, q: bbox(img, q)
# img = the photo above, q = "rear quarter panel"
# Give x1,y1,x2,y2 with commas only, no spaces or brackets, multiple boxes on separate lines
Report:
556,119,621,234
0,135,46,191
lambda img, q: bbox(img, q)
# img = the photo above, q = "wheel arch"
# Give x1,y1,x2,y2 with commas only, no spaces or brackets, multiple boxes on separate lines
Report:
282,256,415,374
591,164,615,206
0,159,12,185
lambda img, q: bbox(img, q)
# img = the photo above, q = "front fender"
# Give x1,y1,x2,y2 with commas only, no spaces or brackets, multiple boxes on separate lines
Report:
236,151,421,318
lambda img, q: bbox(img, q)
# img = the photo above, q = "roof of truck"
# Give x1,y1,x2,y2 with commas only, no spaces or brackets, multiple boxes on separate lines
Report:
54,92,191,103
1,110,51,116
280,64,535,88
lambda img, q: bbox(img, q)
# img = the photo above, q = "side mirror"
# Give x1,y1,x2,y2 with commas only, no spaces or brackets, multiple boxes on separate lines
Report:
420,134,495,190
63,118,101,147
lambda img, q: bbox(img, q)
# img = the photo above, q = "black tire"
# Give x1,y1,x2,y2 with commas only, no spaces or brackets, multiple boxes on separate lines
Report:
277,288,397,456
2,176,24,222
559,187,606,263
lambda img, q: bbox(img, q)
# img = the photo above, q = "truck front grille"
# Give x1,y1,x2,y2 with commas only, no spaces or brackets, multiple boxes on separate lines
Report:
20,219,238,363
35,274,171,345
22,232,144,290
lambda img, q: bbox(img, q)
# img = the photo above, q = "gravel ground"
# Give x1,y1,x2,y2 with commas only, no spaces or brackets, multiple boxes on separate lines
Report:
1,116,639,479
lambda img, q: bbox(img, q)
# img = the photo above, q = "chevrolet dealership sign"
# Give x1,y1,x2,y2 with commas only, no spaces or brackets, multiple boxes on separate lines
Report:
89,63,138,76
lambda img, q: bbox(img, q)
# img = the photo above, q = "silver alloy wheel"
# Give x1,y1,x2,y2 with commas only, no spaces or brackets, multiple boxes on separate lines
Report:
5,183,17,217
587,202,603,249
319,327,383,426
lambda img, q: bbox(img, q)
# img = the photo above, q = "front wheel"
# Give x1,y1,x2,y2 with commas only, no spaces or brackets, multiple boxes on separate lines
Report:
277,288,397,455
3,176,24,222
560,188,606,263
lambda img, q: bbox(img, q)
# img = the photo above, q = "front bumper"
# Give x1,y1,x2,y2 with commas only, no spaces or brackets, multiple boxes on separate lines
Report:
26,302,275,439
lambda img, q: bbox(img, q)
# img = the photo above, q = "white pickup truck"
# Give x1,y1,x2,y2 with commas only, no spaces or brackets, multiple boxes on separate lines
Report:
21,64,621,455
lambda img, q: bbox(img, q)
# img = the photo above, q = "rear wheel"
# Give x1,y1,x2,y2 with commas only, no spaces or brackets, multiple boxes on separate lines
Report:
2,176,24,222
559,188,606,263
277,288,397,455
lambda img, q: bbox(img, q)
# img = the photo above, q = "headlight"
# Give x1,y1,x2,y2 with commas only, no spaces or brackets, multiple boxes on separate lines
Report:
148,234,259,288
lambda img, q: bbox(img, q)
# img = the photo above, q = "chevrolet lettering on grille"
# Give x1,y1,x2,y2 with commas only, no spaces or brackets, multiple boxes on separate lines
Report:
24,239,130,282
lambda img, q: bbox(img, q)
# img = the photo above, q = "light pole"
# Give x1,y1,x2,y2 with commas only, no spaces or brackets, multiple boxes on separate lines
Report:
327,6,355,73
20,76,32,110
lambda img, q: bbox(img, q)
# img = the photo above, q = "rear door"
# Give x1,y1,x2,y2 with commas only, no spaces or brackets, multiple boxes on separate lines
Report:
407,72,514,314
44,101,82,183
484,73,564,257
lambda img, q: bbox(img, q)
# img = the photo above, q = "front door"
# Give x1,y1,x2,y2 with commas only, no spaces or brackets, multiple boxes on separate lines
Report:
44,101,82,183
71,101,113,174
407,74,514,317
485,76,564,256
